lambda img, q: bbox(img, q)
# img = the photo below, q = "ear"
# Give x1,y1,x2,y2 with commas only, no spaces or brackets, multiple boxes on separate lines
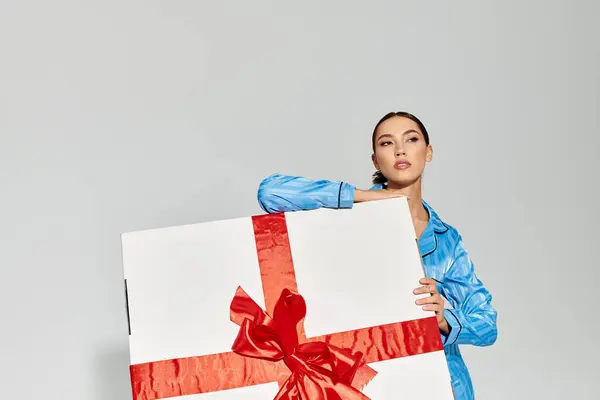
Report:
425,145,433,162
371,153,380,170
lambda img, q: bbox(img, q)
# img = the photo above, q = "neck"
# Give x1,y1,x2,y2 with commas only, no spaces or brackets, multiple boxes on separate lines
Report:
384,178,428,221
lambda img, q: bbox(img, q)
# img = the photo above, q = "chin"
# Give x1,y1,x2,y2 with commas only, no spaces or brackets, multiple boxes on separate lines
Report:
385,172,422,187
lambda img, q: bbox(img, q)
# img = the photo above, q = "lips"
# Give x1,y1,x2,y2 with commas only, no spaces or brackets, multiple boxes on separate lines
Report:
394,160,411,170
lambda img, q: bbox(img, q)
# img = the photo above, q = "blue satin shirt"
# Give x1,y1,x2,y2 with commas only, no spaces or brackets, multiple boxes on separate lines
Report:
256,173,498,400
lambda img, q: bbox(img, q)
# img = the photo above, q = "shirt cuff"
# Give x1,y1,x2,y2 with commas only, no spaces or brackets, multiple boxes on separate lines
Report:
441,309,461,345
338,182,355,209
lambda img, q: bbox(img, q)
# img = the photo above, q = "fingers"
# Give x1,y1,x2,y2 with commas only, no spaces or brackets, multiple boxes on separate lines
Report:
415,296,439,306
419,278,436,286
421,303,444,313
414,277,443,313
416,294,444,312
413,278,438,295
413,284,437,295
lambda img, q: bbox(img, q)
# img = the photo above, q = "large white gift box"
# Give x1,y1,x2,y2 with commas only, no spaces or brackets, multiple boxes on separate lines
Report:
121,198,454,399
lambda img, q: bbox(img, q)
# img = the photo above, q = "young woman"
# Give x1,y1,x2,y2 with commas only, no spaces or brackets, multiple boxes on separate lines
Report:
256,111,498,399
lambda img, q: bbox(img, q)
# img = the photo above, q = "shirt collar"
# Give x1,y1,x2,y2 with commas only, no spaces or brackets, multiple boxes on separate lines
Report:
422,200,449,234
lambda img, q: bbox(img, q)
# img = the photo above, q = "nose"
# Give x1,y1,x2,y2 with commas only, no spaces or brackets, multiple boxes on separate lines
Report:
395,144,406,156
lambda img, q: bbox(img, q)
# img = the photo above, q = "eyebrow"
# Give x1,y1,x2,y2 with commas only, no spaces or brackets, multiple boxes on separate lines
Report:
376,130,419,141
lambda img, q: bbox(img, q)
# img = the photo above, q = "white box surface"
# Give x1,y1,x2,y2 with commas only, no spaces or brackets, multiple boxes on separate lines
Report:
121,198,453,399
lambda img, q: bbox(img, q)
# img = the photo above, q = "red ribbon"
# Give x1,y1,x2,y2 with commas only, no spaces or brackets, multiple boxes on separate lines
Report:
230,286,370,399
129,213,443,400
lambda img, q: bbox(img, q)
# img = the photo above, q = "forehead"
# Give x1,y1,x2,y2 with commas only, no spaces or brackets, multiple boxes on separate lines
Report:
375,117,422,139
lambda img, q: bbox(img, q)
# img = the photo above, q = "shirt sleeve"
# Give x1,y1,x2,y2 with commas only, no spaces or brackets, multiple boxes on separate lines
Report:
257,173,356,214
438,236,498,347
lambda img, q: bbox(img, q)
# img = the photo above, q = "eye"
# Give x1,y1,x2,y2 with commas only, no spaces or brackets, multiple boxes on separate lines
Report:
407,137,419,143
379,140,393,146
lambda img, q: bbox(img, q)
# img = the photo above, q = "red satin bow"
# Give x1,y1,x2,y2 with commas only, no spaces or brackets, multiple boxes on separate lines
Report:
230,286,372,400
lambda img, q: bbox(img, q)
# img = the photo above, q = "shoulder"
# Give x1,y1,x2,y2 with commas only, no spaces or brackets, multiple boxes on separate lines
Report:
423,200,463,247
422,203,477,282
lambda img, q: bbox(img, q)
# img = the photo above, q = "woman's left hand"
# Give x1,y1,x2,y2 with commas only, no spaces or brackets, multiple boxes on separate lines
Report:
414,277,450,335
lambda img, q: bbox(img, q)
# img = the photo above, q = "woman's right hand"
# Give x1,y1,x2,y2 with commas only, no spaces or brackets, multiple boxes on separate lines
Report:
354,189,408,203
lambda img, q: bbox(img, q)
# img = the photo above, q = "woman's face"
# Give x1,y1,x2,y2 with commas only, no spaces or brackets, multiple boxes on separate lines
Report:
372,116,432,187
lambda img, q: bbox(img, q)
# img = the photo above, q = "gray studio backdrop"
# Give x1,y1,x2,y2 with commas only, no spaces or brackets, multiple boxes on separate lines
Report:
1,1,598,399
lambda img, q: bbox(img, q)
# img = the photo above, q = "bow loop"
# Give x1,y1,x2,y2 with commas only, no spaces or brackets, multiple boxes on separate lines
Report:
230,287,374,400
272,288,306,354
230,287,284,361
